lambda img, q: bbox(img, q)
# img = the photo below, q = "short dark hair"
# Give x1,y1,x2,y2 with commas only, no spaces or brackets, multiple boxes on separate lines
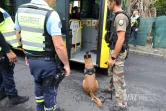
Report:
109,0,122,6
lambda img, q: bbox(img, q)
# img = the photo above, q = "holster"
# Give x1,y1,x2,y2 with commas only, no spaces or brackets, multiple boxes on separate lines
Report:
120,44,129,59
110,44,129,60
0,52,15,70
43,55,66,88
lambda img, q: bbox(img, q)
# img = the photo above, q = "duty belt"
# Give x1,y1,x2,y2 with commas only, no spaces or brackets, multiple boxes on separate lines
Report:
27,56,55,61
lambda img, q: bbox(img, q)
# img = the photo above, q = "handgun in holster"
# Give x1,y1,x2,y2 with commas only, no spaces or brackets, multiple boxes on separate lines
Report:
53,55,66,87
43,55,66,88
120,44,129,59
0,52,15,70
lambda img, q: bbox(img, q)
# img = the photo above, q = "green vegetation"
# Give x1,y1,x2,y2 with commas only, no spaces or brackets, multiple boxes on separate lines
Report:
151,0,166,16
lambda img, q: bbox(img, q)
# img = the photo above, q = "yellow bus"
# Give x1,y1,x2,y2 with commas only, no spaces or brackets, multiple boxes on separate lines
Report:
2,0,110,69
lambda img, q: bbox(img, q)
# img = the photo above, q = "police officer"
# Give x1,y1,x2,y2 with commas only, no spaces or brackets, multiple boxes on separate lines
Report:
0,7,29,105
131,9,140,47
106,0,131,110
15,0,70,111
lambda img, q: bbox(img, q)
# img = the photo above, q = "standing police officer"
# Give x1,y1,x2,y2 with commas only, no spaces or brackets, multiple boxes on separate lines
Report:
106,0,131,111
131,9,140,47
15,0,70,111
0,7,29,105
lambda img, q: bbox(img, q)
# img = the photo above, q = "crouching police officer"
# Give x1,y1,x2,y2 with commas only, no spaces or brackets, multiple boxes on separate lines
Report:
105,0,131,111
0,7,29,105
15,0,70,111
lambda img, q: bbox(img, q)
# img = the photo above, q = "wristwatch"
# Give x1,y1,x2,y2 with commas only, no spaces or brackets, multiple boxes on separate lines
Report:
111,56,116,60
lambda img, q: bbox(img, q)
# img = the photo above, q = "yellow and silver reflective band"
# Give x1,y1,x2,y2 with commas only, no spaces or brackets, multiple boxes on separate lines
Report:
44,105,57,111
18,7,48,16
36,96,44,103
1,31,18,45
2,31,15,37
20,26,44,33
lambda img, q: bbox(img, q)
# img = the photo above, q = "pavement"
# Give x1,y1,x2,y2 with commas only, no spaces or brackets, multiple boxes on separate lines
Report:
0,51,166,111
128,44,166,59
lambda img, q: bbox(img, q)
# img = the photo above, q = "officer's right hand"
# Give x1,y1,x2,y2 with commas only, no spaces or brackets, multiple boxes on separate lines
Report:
6,51,17,63
64,65,70,77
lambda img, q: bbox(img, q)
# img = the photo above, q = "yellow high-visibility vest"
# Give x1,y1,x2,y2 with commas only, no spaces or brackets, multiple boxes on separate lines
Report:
131,16,139,27
0,8,18,51
17,3,54,52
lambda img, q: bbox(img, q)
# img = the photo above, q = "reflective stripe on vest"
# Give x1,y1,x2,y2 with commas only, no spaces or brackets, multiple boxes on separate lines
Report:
0,8,18,48
17,3,53,51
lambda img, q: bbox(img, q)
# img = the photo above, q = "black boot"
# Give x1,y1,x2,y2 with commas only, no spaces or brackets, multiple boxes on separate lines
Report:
0,91,7,101
9,95,29,106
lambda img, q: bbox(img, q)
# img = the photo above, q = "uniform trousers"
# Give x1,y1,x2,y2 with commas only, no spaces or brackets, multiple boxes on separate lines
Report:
108,50,127,107
0,55,18,99
28,58,58,111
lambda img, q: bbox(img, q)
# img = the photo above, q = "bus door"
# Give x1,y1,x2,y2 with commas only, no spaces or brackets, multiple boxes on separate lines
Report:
97,0,110,68
68,0,101,66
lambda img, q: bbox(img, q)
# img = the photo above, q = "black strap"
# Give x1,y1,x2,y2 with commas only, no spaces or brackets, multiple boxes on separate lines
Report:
44,10,54,35
19,4,51,11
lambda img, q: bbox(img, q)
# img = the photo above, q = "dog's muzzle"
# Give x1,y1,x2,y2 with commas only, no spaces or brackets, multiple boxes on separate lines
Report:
84,68,96,75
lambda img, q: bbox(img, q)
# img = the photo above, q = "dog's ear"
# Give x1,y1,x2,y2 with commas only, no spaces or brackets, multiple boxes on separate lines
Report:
84,55,87,59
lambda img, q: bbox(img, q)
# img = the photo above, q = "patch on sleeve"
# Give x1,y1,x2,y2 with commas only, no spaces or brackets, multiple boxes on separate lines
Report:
118,19,124,26
58,21,62,28
3,12,10,18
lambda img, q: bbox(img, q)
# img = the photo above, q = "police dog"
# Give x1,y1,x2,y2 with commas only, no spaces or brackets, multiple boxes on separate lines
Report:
82,51,102,107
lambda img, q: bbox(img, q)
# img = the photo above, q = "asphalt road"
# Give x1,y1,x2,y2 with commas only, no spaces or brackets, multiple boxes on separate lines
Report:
0,51,166,111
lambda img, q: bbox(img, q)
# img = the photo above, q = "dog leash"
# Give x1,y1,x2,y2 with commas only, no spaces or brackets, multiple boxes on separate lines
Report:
99,62,114,103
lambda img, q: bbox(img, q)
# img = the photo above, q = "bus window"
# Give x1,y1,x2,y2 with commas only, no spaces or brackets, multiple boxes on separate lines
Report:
54,0,67,34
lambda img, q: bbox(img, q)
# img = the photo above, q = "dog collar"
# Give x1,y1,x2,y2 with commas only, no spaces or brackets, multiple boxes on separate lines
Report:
84,68,96,75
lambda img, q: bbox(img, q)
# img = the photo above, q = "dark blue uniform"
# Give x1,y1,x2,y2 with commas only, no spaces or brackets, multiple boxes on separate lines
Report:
28,59,58,111
0,60,18,99
0,32,18,100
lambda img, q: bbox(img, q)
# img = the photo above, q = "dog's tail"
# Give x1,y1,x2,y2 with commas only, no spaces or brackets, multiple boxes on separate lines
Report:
90,93,102,107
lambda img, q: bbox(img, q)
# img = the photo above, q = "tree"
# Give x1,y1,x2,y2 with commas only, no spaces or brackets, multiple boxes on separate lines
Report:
127,0,156,17
151,0,166,16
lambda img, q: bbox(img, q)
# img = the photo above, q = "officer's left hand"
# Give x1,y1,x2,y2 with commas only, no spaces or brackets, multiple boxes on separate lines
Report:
135,28,138,32
107,59,115,66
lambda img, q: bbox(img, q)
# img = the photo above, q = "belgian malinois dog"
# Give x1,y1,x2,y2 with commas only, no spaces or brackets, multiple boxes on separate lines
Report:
82,51,102,107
